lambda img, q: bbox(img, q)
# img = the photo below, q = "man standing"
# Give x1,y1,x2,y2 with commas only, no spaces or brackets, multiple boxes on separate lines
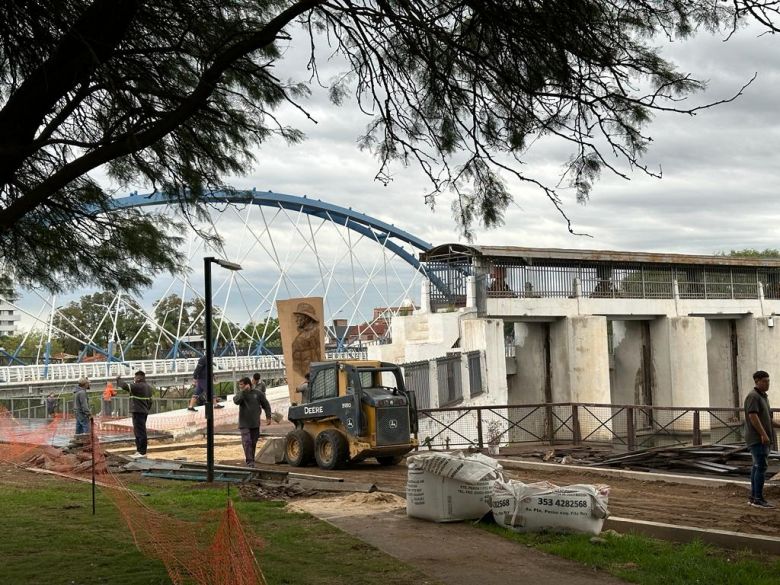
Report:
252,372,266,394
101,381,116,417
744,370,780,508
187,355,224,411
117,371,154,459
233,376,273,466
45,393,58,419
73,378,91,435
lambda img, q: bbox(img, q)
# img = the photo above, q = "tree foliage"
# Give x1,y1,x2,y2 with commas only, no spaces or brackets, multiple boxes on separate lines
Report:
55,291,148,356
0,1,776,292
717,248,780,258
0,330,64,363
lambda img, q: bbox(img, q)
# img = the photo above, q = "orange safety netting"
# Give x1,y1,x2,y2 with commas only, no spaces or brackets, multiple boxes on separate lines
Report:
0,412,267,585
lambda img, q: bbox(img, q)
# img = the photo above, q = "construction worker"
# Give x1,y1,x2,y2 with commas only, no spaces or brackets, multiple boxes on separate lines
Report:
45,393,58,418
116,371,153,458
234,376,273,466
102,381,116,417
72,378,91,435
187,355,224,411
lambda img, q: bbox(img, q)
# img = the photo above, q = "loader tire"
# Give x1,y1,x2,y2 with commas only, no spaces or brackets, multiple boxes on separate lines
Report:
314,429,349,470
285,429,314,467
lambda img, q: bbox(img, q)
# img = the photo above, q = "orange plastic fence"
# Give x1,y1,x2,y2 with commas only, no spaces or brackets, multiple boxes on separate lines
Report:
0,412,267,585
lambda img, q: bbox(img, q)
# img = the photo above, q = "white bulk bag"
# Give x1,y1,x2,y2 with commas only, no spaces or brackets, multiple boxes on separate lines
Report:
491,480,610,535
406,451,503,522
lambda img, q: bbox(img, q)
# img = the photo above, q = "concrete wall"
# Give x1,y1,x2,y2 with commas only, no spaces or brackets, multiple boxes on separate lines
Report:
462,318,508,405
508,322,547,404
736,316,780,402
706,320,736,407
369,310,463,364
611,321,645,406
486,296,780,320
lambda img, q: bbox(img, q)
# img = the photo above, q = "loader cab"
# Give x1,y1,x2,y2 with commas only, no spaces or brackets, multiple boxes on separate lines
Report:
304,360,405,400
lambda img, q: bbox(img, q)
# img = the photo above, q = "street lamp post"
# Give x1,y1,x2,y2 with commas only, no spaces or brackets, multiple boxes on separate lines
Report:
204,256,242,482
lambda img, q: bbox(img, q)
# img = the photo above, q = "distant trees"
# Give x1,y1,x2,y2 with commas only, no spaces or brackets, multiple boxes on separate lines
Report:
1,288,282,360
717,249,780,258
53,292,148,357
0,330,64,364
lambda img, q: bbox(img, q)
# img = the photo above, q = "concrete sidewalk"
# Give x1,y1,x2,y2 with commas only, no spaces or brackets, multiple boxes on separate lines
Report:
311,506,627,585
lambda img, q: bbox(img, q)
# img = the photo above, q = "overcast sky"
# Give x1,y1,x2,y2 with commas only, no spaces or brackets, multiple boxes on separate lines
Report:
12,18,780,337
243,21,780,255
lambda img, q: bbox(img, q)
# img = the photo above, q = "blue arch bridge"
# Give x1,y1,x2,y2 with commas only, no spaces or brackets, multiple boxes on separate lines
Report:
0,189,450,394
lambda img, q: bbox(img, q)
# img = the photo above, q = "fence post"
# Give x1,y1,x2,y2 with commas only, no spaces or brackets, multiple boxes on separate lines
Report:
476,410,484,449
571,405,581,445
626,407,636,451
693,410,702,446
545,404,555,445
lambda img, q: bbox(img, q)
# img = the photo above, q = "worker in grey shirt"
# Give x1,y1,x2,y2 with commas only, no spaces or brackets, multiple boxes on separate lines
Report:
72,377,91,435
744,370,780,508
234,376,273,466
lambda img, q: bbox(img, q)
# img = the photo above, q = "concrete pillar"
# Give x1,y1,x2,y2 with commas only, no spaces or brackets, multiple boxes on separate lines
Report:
611,321,645,406
573,277,582,298
549,316,611,403
650,316,709,432
419,279,431,314
736,316,780,403
466,276,476,308
550,316,611,441
428,360,440,408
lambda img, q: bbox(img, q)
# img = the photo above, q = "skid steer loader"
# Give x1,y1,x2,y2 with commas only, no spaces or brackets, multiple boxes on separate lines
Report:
285,360,418,469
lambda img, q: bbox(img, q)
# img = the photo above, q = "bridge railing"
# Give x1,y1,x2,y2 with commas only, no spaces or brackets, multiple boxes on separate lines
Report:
0,350,368,386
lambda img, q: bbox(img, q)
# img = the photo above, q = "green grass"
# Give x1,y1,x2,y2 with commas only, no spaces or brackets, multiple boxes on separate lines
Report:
478,523,780,585
0,478,433,585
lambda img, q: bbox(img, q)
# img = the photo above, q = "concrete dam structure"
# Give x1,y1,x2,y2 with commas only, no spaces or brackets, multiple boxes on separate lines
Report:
368,244,780,441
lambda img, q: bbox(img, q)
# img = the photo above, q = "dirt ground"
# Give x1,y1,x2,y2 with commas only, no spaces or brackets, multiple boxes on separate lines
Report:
6,428,779,539
108,429,780,538
249,453,780,538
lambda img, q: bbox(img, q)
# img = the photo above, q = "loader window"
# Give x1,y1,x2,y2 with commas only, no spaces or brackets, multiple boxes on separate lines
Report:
358,371,374,389
309,367,338,401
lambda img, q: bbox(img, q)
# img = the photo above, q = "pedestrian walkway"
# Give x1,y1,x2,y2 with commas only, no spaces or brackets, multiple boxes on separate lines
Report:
310,505,627,585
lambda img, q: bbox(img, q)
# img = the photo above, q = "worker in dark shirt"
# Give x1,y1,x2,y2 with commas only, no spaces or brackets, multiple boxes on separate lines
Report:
233,376,273,466
744,370,780,508
117,371,154,458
